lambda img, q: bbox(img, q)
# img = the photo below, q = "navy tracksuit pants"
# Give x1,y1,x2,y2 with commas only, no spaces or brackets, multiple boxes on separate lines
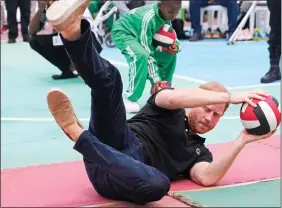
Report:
60,19,170,204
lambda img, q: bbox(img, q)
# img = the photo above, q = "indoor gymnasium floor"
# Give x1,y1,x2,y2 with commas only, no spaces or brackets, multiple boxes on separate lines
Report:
1,35,281,207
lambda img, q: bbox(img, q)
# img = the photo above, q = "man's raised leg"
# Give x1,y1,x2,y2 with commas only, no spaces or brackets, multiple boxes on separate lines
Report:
47,89,170,204
46,0,128,151
46,1,171,203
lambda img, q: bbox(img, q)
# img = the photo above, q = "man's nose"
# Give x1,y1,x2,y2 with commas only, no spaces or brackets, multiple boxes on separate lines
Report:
205,113,213,121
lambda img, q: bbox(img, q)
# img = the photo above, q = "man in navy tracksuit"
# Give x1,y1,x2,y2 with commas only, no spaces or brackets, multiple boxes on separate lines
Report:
46,0,274,205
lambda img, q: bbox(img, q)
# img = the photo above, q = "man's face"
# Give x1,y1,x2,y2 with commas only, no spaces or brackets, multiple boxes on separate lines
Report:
158,3,181,21
189,104,226,134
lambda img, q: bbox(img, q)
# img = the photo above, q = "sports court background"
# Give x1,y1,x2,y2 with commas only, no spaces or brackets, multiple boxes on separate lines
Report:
1,33,281,207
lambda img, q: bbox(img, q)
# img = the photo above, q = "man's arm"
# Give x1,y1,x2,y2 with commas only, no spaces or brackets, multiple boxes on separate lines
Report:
190,138,245,186
154,88,268,109
155,88,230,109
28,1,47,36
189,130,275,186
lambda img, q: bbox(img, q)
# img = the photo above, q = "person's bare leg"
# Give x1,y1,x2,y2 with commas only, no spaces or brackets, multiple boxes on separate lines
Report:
64,123,83,142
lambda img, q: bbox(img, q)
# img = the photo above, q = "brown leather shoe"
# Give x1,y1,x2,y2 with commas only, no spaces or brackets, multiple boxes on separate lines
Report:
46,0,91,32
47,88,83,140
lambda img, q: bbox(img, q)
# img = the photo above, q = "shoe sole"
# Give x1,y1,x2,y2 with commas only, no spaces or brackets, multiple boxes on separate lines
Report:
47,88,83,139
46,0,91,31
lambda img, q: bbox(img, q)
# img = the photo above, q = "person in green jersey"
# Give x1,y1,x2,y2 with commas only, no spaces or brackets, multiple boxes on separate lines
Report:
112,1,182,113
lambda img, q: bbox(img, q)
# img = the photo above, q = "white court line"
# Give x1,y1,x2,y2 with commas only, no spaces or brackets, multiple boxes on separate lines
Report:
1,39,256,44
108,59,206,84
108,59,281,88
173,74,206,84
1,44,279,89
1,117,89,122
180,40,256,45
1,39,250,45
227,82,280,90
1,116,240,122
0,40,27,44
171,177,281,193
83,177,281,207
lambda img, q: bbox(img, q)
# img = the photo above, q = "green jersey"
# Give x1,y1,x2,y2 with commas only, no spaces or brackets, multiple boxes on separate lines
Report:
88,0,103,19
112,3,181,53
112,3,180,84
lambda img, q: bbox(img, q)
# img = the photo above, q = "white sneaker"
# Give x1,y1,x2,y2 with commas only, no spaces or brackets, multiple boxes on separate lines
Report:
237,30,245,41
123,98,140,113
244,29,253,41
46,0,91,32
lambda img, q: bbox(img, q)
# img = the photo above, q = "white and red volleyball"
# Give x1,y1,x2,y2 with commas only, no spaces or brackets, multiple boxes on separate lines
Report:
153,24,177,49
240,95,281,135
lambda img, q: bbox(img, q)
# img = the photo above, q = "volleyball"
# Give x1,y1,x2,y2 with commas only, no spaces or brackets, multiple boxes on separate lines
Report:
240,95,281,135
153,24,177,49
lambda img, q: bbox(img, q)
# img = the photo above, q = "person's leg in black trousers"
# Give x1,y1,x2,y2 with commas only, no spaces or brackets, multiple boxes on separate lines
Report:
29,34,79,79
46,0,170,204
261,0,281,83
5,0,18,43
18,0,31,42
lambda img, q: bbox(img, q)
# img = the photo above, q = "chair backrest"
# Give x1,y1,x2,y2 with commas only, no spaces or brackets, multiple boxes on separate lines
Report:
200,5,228,33
254,5,270,33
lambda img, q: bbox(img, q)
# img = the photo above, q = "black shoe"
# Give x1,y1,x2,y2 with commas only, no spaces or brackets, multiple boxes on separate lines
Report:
51,71,79,80
260,66,281,83
261,46,282,83
8,38,16,43
189,33,204,41
23,34,30,42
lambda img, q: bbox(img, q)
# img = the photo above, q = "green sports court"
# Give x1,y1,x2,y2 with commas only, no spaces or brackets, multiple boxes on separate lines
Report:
1,35,280,207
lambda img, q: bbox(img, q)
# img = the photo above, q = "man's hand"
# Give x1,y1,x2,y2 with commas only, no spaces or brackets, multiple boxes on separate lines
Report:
229,90,269,107
237,129,276,145
151,81,172,95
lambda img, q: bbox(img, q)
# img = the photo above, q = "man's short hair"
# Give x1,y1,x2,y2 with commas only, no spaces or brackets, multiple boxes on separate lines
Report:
199,81,230,112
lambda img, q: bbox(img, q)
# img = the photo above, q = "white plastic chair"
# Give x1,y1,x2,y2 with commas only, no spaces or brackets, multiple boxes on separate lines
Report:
249,5,270,35
200,5,228,33
228,1,270,44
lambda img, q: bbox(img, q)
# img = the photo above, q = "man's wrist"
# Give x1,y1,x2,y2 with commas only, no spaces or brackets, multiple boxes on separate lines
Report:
218,92,231,104
234,136,247,148
227,92,232,103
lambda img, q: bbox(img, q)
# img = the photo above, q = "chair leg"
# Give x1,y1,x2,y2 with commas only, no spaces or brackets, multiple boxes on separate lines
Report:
228,1,257,44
